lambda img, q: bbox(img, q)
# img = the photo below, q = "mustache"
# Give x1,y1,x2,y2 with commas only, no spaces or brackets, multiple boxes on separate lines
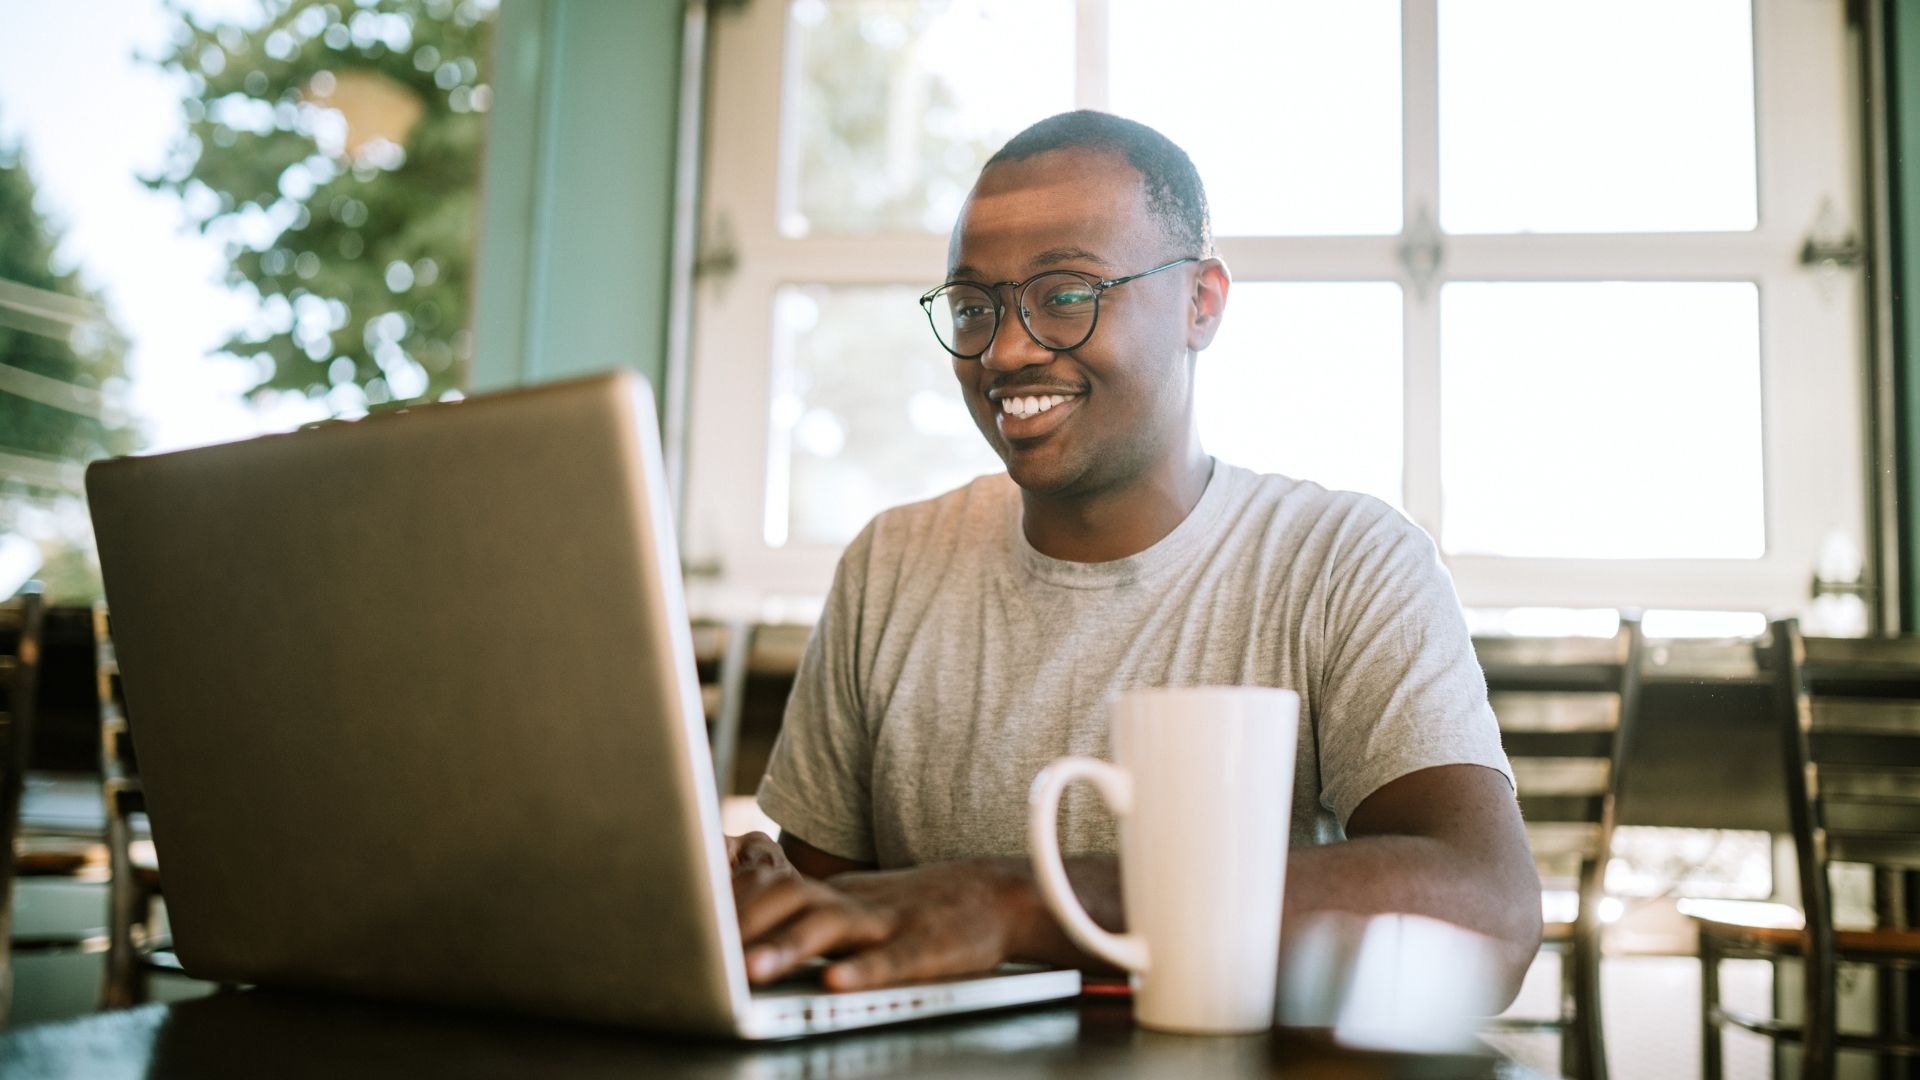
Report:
986,378,1083,396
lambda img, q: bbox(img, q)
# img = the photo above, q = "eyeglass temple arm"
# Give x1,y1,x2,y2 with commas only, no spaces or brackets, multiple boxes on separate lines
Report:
1096,255,1201,290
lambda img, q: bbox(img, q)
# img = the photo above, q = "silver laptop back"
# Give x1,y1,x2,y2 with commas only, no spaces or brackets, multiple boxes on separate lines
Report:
87,372,752,1033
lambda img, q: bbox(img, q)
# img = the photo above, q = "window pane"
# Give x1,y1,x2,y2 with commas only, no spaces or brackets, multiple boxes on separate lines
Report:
1438,0,1756,234
1440,282,1764,559
1196,283,1403,505
767,285,1003,546
783,0,1073,236
1109,1,1401,237
0,2,495,602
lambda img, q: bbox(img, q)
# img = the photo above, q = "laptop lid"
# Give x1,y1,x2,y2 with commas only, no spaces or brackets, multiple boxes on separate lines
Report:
87,371,753,1033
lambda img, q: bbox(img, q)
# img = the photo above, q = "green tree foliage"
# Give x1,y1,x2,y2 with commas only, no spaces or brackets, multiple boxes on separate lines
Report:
0,133,133,600
792,4,999,235
147,0,495,411
0,137,132,469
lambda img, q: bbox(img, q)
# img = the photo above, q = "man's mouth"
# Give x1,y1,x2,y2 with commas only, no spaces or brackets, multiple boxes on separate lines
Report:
999,393,1072,419
990,389,1083,439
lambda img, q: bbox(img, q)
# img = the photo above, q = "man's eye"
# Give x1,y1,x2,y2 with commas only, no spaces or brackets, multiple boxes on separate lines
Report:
1043,289,1096,309
953,303,993,323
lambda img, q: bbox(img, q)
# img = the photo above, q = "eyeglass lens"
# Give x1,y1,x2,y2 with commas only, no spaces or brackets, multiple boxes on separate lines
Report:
932,272,1100,356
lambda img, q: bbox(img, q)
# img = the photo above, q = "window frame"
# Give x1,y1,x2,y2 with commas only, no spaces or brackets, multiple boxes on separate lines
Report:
682,0,1868,617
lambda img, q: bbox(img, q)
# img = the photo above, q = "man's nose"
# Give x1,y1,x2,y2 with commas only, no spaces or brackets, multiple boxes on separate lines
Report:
979,307,1054,372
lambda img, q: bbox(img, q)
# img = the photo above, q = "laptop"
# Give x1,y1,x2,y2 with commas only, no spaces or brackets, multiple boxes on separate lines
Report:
85,370,1079,1039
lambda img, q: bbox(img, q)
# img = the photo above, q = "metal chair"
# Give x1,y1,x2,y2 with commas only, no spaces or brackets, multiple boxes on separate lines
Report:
1,595,138,1024
692,617,754,795
1692,619,1920,1079
0,583,48,1023
92,604,170,1008
694,618,813,802
1477,615,1646,1080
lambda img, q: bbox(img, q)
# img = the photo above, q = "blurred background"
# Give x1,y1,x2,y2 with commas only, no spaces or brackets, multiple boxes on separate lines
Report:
0,0,1899,637
3,2,1918,1075
0,0,494,601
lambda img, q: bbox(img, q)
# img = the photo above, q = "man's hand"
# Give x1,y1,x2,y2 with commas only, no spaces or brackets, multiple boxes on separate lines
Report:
730,857,1024,992
726,831,794,877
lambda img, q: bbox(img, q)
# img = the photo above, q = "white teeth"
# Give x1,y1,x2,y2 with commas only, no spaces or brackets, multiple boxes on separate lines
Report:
1001,394,1073,418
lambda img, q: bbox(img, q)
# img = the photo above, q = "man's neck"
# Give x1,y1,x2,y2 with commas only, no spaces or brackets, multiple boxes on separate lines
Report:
1020,448,1215,563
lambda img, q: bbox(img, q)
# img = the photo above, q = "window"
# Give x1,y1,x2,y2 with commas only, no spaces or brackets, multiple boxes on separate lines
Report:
685,0,1866,617
0,1,497,602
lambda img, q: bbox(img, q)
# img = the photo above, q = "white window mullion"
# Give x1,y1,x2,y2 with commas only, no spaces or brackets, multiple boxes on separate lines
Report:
1443,233,1783,280
1450,556,1806,614
744,238,950,284
1401,0,1440,213
685,0,799,611
1749,0,1868,614
1401,0,1443,537
1213,237,1400,280
1403,297,1444,540
1074,0,1110,111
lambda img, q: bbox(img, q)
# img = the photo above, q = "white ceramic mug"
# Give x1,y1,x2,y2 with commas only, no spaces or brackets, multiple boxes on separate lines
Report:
1027,686,1299,1035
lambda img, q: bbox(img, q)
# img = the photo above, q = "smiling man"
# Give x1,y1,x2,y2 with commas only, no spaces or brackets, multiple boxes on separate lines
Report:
729,111,1540,1006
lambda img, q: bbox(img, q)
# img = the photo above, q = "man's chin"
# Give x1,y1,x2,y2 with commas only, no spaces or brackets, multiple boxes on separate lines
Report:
1003,452,1087,499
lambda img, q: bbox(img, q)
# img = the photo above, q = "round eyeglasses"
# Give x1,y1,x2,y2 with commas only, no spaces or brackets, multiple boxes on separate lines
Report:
918,256,1199,360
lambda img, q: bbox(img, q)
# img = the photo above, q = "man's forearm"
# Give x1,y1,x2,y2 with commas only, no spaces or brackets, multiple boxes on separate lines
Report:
1284,834,1541,998
983,835,1539,1002
985,855,1127,972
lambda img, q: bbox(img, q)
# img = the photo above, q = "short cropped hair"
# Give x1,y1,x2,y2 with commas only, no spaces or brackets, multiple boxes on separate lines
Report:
984,111,1213,257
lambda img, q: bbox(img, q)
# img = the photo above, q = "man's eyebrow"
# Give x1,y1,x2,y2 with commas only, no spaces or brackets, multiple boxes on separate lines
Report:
1031,246,1112,269
948,248,1113,281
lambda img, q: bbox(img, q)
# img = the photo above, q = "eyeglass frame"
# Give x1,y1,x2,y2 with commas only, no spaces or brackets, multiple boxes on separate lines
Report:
917,256,1200,360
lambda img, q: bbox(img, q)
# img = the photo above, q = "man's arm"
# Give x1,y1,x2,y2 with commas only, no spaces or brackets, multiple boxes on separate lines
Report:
998,763,1538,997
1284,763,1541,994
730,762,1541,1007
779,832,871,879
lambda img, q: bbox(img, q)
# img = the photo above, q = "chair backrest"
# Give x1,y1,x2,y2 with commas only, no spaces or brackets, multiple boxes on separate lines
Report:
0,583,47,1021
1476,616,1646,915
94,604,137,805
691,618,754,793
0,584,48,876
689,618,809,797
1773,622,1920,921
1755,619,1920,1070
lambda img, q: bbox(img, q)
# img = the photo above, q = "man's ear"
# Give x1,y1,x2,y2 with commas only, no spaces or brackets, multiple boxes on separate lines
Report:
1186,258,1231,352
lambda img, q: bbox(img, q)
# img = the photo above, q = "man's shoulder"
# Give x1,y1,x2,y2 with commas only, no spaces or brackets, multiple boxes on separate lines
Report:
842,471,1014,568
869,470,1012,532
1221,463,1412,546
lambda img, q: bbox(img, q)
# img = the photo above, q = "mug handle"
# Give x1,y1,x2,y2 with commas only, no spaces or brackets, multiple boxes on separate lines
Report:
1027,757,1150,974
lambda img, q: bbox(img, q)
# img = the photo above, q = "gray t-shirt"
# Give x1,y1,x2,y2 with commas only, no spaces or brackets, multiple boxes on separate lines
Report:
756,461,1511,868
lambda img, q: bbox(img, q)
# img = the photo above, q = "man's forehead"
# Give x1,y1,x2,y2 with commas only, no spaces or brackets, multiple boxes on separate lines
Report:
949,148,1154,273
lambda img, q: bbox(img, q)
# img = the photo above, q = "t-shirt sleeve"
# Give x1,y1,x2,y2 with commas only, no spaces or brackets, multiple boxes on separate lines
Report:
1314,502,1513,828
754,527,879,864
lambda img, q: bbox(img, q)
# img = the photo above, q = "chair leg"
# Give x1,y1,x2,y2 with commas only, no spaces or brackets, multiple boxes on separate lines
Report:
1558,943,1589,1080
1701,931,1722,1080
100,887,144,1009
1572,929,1608,1080
0,901,14,1027
101,820,148,1009
1804,943,1837,1080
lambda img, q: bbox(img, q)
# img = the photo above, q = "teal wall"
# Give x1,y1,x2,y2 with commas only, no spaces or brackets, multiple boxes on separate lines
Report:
470,0,684,395
1893,1,1920,630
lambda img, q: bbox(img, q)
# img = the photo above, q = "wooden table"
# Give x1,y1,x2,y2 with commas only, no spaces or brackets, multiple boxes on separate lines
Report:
0,989,1541,1079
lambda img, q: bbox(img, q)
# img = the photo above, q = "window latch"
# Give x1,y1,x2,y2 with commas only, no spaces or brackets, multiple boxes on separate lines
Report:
1798,198,1864,271
1397,205,1445,302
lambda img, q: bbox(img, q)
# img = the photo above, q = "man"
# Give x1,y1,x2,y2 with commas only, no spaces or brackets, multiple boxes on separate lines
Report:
729,111,1540,1006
